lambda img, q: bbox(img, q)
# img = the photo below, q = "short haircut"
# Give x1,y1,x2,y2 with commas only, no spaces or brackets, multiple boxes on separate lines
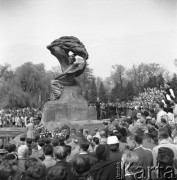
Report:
83,129,89,134
0,160,16,180
157,147,174,172
25,162,46,179
71,155,91,175
78,138,90,151
52,138,59,147
96,144,110,160
25,158,38,170
129,133,143,145
158,130,169,140
6,144,16,153
44,138,51,145
38,138,45,147
43,144,53,156
54,146,68,160
93,137,99,145
26,138,32,145
47,165,67,180
20,135,26,142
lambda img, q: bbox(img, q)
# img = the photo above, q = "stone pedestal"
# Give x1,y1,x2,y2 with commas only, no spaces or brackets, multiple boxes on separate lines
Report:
41,86,96,130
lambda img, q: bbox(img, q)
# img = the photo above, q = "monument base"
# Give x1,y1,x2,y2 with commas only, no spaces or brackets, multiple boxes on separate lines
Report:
41,85,96,130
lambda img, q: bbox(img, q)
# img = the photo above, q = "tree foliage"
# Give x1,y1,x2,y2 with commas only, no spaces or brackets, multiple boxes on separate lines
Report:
98,81,107,103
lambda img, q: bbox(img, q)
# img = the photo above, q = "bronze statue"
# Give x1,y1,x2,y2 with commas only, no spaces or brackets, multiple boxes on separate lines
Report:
47,36,89,100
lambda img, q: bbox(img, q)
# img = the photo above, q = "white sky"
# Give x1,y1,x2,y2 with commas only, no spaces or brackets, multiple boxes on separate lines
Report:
0,0,177,78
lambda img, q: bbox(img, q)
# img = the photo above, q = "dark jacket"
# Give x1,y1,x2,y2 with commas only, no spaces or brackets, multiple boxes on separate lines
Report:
48,161,77,180
91,160,118,180
109,150,122,162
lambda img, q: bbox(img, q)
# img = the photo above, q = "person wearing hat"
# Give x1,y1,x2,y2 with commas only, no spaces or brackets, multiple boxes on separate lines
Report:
107,136,122,162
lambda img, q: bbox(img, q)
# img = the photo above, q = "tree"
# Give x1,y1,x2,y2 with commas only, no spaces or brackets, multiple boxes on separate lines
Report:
98,81,107,103
88,79,97,102
14,62,51,107
110,64,126,86
125,81,135,101
76,63,94,96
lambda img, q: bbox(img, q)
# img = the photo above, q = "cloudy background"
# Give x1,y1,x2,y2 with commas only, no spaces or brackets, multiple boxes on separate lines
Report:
0,0,176,77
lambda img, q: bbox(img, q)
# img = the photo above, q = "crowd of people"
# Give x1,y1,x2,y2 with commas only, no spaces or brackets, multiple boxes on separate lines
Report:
0,83,177,179
0,108,42,128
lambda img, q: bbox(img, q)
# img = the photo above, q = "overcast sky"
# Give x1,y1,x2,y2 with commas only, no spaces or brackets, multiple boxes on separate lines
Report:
0,0,177,78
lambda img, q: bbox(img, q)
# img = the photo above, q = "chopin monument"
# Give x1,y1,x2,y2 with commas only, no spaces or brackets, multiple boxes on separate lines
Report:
41,36,96,130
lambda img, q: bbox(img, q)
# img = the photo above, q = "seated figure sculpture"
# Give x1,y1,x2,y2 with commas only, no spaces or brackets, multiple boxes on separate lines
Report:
47,36,89,100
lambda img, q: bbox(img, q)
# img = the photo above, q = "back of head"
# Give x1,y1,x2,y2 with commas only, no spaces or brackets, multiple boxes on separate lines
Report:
25,158,38,170
43,144,53,156
71,155,91,175
93,137,99,145
54,146,68,160
158,130,169,140
20,134,26,142
99,129,107,138
38,138,45,148
47,165,67,180
25,162,46,180
158,147,174,165
96,144,110,161
52,138,59,147
78,138,90,152
18,145,28,158
0,160,16,180
6,144,16,153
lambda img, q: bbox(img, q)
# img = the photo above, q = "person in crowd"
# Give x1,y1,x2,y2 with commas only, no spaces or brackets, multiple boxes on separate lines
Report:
0,160,19,180
22,162,46,180
17,145,29,173
18,134,26,147
153,147,176,180
46,165,68,180
71,155,94,180
159,117,172,137
6,144,17,155
126,127,153,177
42,144,56,168
66,139,80,162
156,102,167,127
65,145,72,160
91,144,118,180
83,129,89,139
152,130,177,175
107,136,122,162
92,137,99,152
71,138,97,167
121,149,139,180
53,145,77,180
95,98,101,120
26,118,35,140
